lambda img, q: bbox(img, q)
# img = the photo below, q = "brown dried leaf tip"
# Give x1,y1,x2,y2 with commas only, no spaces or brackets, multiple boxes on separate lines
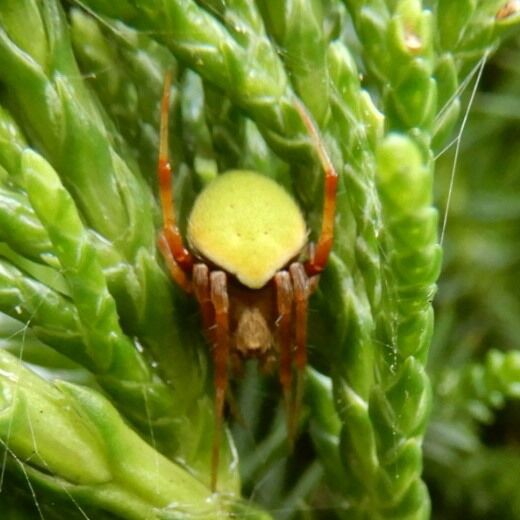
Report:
496,1,520,20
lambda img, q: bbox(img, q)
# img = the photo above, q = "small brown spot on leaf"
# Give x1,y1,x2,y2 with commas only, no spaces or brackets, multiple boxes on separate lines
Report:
404,31,422,53
496,0,520,20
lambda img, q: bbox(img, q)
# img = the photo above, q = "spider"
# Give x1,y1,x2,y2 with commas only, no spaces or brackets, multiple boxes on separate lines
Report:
156,72,338,491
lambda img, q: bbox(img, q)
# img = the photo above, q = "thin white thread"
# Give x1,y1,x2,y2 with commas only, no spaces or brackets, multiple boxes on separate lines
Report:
440,54,488,245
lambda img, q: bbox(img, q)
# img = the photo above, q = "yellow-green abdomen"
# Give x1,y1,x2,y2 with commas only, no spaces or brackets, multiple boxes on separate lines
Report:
187,171,307,289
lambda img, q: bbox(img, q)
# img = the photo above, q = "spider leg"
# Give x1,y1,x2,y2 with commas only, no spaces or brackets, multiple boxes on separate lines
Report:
226,384,247,428
274,271,294,441
194,267,246,458
209,271,230,492
294,100,338,276
193,263,214,337
289,263,311,437
158,234,192,292
157,71,194,279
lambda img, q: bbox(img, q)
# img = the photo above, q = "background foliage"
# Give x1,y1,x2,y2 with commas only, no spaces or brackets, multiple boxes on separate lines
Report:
0,1,518,519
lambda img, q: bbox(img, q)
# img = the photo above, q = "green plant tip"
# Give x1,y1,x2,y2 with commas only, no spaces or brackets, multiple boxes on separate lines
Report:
188,170,306,289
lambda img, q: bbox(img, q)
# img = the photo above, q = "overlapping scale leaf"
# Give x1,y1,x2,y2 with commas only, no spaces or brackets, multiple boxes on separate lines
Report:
0,0,241,501
344,0,437,136
0,0,154,258
0,350,242,520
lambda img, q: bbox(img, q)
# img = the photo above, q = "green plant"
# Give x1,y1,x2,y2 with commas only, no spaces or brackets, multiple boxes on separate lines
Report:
0,1,518,519
424,30,520,519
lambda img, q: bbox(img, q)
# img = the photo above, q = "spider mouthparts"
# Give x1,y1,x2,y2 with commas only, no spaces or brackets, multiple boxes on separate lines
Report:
235,307,273,356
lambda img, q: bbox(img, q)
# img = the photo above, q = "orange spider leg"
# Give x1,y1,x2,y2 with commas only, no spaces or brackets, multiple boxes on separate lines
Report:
294,100,339,276
193,264,215,337
209,271,230,492
275,271,294,441
157,70,194,277
194,266,246,451
158,234,192,292
289,262,311,437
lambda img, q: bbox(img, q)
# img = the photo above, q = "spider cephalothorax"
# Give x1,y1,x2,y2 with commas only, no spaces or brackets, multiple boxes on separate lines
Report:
157,73,338,491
